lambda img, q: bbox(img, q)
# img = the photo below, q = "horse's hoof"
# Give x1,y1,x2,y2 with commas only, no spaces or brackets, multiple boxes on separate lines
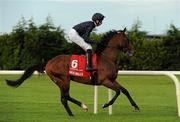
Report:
102,103,108,108
81,103,88,112
133,107,140,112
83,108,88,112
69,113,74,116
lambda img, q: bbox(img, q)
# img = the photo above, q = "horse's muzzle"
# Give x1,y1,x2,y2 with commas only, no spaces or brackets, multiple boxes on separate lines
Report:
122,48,135,57
126,50,135,57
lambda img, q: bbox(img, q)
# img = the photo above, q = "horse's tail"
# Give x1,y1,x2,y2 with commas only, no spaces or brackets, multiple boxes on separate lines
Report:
5,63,46,88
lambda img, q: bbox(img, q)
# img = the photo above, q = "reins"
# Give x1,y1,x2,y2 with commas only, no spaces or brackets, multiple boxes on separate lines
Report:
97,42,119,50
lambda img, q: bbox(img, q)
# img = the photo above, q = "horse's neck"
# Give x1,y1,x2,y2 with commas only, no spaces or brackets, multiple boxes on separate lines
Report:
101,42,119,63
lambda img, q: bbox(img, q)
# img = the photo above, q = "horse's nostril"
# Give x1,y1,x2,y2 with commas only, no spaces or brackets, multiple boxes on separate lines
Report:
126,50,134,57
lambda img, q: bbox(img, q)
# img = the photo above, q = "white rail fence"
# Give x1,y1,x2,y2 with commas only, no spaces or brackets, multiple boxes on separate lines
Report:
1,70,180,117
94,71,180,117
0,70,39,75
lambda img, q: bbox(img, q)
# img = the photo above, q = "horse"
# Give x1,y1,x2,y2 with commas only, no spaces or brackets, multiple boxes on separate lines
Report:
6,28,140,116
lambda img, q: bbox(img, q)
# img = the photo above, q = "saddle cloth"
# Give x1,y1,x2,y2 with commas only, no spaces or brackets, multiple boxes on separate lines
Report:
69,54,97,77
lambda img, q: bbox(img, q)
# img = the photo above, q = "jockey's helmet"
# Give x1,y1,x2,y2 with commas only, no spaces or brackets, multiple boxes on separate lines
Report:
92,13,105,22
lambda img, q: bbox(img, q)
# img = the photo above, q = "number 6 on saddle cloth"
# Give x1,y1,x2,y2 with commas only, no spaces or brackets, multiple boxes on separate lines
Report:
69,54,97,78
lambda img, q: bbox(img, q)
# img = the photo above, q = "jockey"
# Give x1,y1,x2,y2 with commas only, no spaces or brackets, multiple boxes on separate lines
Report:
67,13,105,71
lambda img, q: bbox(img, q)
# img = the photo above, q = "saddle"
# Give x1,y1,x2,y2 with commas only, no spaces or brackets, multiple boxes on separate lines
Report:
69,54,97,78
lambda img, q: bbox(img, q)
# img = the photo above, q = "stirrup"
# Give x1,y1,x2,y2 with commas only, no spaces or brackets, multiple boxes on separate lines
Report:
90,72,97,85
86,67,93,71
86,49,93,71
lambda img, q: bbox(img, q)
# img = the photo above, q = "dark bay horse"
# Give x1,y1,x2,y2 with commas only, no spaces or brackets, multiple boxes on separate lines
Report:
6,28,140,116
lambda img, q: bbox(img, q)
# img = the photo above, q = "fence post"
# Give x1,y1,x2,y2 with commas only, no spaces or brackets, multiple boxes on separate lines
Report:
94,85,98,114
108,89,112,115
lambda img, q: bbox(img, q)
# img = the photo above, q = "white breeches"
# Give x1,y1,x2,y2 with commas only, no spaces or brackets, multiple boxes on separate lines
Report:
67,28,92,51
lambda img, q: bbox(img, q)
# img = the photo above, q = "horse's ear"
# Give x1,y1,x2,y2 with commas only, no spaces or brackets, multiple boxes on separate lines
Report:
123,27,126,32
117,27,127,33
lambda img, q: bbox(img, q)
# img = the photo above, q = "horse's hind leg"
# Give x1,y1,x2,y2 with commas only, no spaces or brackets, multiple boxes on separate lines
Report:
67,96,88,112
58,80,88,113
60,87,74,116
49,75,88,115
50,76,74,116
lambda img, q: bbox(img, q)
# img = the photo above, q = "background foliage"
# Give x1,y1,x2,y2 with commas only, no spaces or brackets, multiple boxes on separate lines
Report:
0,17,180,70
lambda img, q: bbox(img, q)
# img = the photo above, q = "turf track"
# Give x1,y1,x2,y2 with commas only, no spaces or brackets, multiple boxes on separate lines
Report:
0,74,180,122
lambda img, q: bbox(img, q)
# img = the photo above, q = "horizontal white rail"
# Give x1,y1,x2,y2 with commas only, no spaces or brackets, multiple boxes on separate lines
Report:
94,71,180,117
0,70,40,74
118,70,180,75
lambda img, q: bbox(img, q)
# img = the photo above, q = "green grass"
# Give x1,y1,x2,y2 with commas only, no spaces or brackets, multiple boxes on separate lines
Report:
0,74,180,122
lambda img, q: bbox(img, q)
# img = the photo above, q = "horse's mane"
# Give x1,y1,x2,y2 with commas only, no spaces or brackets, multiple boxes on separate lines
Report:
96,30,118,55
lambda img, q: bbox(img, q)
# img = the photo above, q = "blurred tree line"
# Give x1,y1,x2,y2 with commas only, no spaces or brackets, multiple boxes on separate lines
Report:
122,23,180,70
0,17,180,70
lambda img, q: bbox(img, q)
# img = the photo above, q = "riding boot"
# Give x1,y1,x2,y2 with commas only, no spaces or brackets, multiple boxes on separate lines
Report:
86,49,93,71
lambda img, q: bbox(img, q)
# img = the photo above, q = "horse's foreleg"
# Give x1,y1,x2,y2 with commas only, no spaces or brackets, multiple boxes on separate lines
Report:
102,80,121,108
119,84,140,112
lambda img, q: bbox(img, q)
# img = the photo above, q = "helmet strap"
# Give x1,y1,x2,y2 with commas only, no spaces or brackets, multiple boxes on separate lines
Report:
94,21,98,26
94,20,102,26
